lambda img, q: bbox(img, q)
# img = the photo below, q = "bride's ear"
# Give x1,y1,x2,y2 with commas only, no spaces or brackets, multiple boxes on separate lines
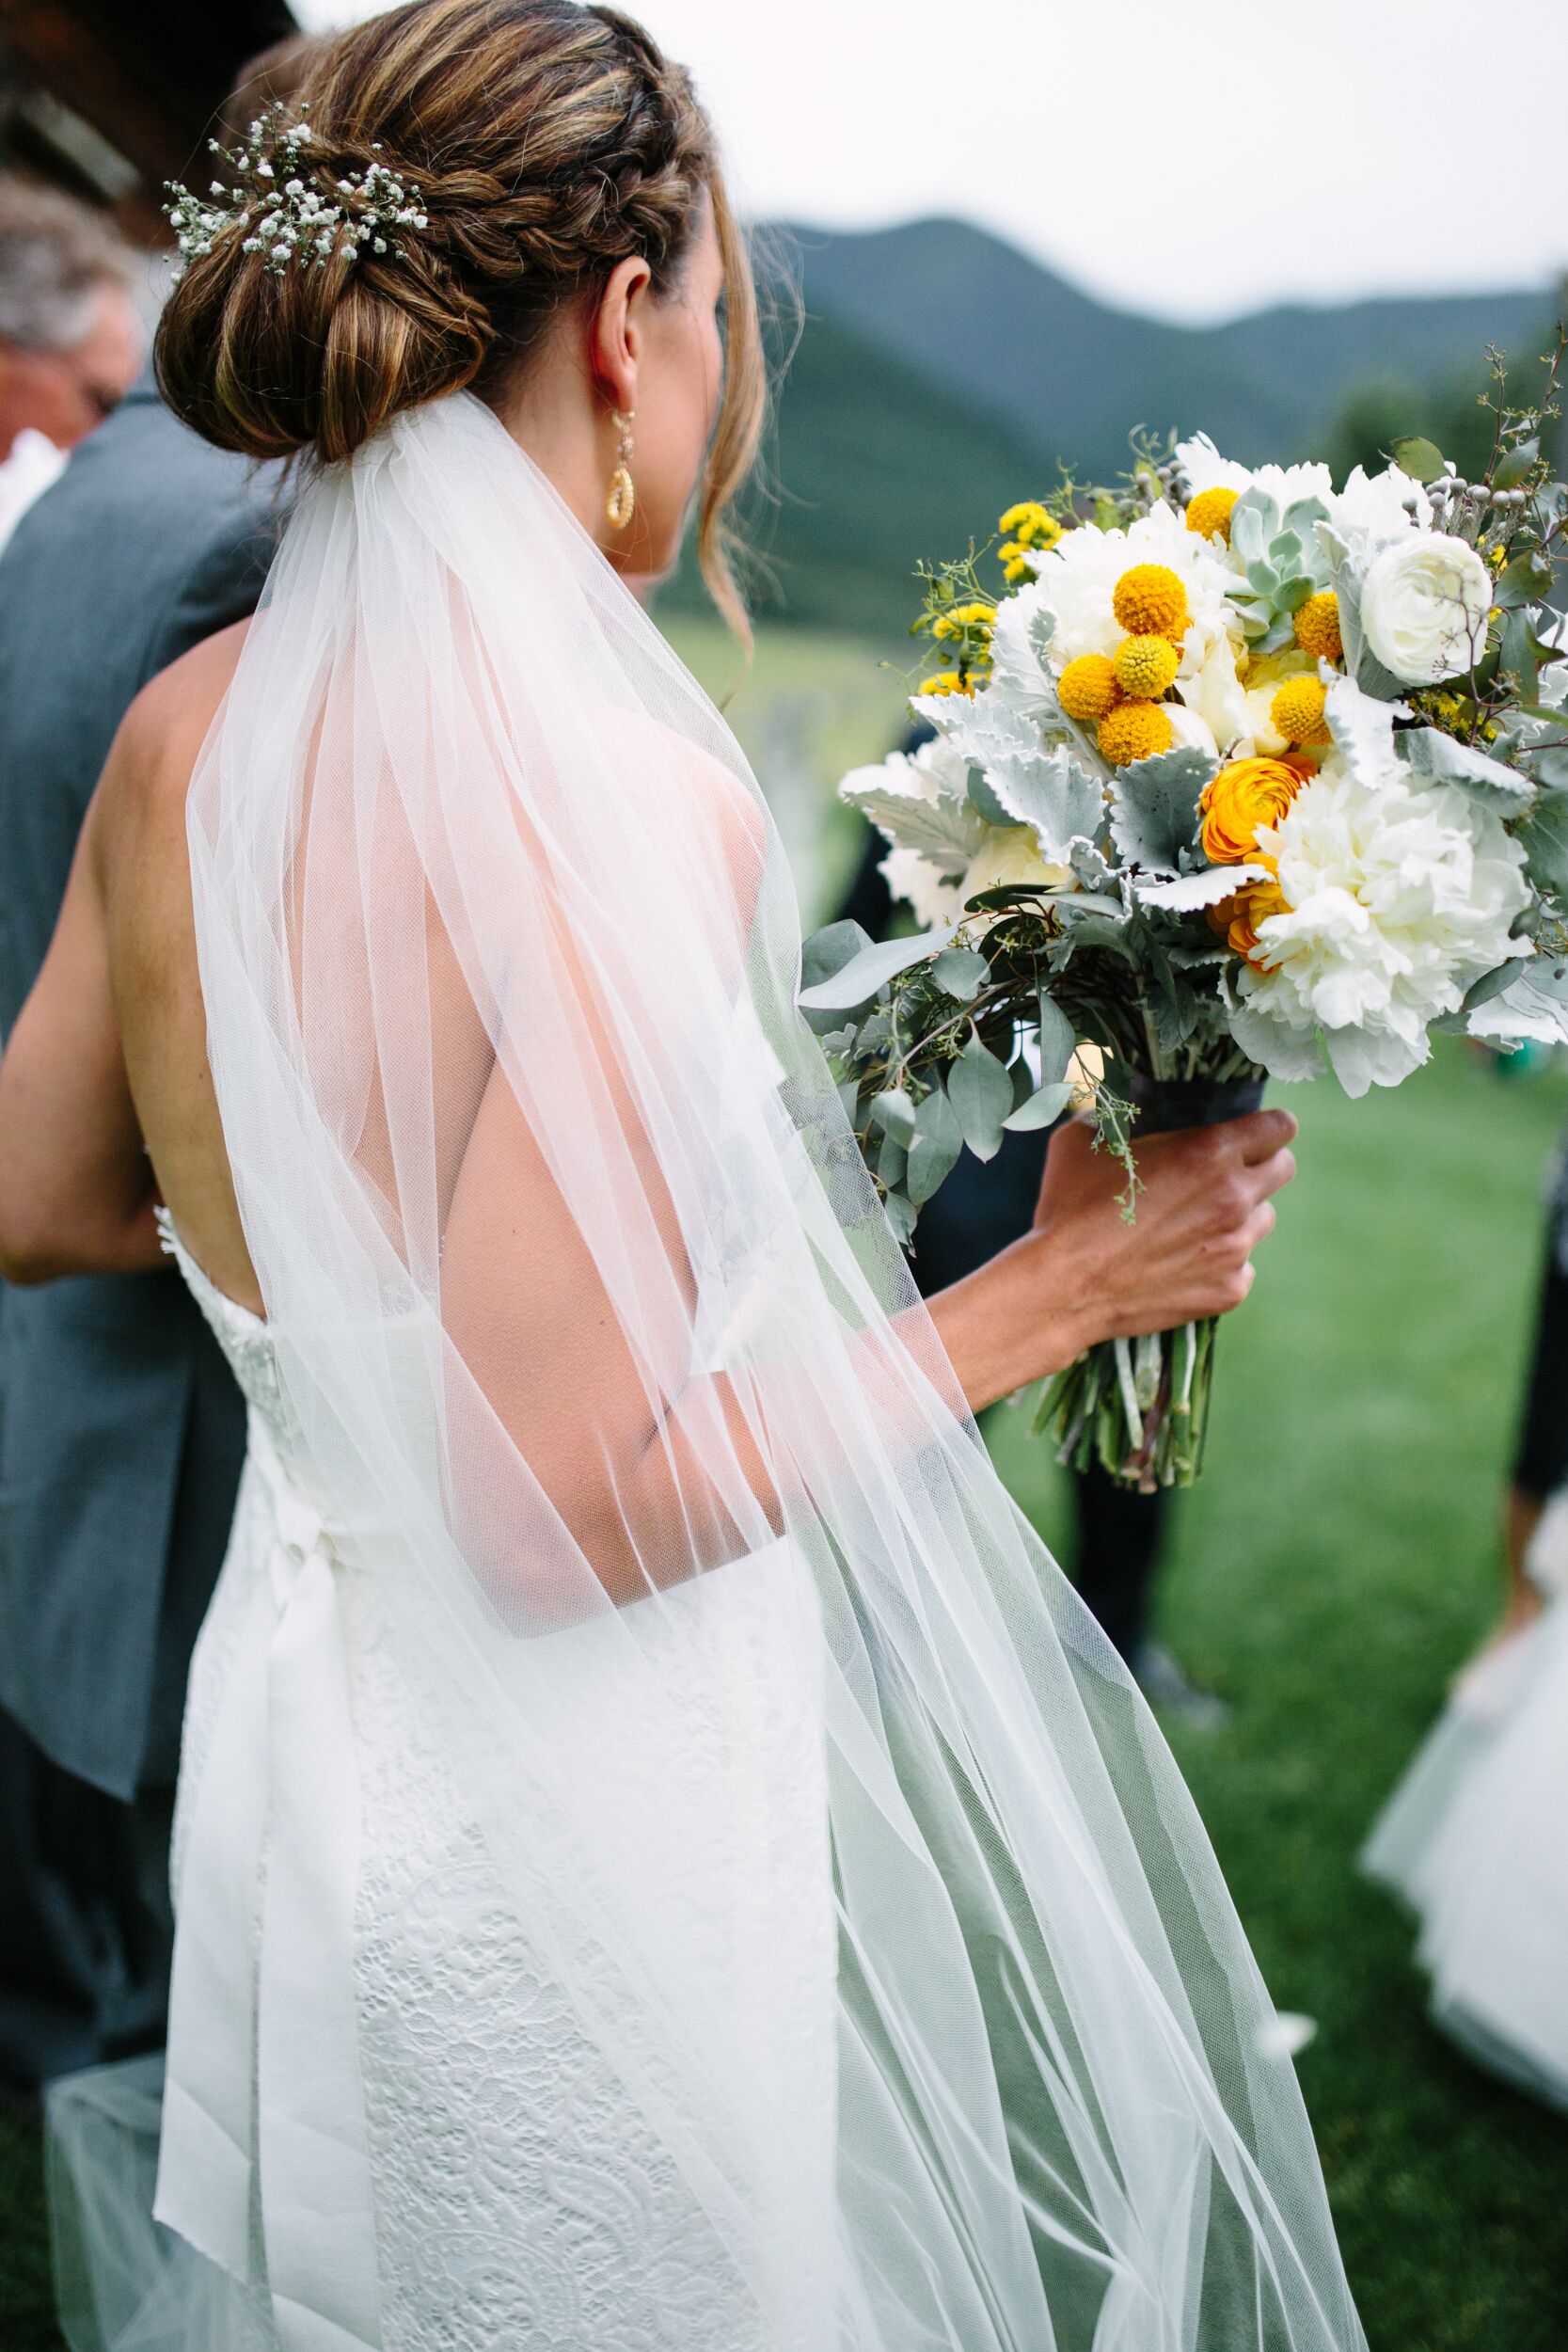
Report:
589,255,652,418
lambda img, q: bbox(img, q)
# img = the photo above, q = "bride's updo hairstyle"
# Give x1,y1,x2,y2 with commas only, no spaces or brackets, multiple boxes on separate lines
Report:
156,0,763,622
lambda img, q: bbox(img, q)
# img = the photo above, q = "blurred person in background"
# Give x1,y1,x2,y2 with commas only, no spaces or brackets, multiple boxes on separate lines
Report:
1362,1115,1568,2110
0,178,141,553
0,36,318,2111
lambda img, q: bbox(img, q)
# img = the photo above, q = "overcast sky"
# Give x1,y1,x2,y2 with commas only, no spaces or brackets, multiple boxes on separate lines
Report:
296,0,1568,324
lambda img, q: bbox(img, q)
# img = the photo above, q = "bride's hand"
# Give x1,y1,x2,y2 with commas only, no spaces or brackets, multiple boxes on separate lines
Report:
927,1109,1298,1419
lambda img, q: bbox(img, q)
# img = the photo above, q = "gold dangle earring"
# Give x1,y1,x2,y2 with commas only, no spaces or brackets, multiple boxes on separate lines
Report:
606,409,636,532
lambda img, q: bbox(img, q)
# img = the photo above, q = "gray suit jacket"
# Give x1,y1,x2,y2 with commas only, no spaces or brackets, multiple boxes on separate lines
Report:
0,378,283,1800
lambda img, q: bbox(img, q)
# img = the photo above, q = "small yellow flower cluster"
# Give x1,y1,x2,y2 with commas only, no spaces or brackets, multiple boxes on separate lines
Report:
998,500,1063,582
930,600,998,643
1056,564,1192,767
919,599,996,698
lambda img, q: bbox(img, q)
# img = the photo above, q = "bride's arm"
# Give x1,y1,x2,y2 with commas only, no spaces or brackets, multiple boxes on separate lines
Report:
442,1044,1294,1606
0,800,162,1284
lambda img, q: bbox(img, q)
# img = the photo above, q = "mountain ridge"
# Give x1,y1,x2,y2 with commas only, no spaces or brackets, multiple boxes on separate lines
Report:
780,215,1548,480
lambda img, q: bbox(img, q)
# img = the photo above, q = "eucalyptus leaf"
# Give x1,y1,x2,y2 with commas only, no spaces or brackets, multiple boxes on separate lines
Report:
1493,548,1555,612
1494,437,1540,492
800,919,876,1036
1004,1079,1075,1134
946,1032,1014,1161
1391,436,1446,484
1037,991,1077,1086
907,1084,963,1204
869,1088,917,1144
801,918,871,990
931,946,989,1000
881,1189,918,1248
876,1129,909,1188
1501,607,1539,701
798,922,962,1013
1519,787,1568,898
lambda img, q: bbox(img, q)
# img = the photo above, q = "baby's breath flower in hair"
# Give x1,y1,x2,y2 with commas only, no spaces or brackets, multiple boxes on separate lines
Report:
165,103,430,280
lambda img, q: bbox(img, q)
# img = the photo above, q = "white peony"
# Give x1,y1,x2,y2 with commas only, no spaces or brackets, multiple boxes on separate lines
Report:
1029,500,1235,679
1232,751,1530,1095
1359,531,1494,686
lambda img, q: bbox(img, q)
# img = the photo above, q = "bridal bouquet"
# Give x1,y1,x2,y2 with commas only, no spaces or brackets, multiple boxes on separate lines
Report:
801,343,1568,1486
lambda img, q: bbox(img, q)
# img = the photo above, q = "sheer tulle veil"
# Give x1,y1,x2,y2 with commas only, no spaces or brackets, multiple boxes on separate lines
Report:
162,390,1360,2349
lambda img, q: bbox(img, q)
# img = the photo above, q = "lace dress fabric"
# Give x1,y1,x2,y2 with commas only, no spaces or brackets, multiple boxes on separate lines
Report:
160,1215,837,2351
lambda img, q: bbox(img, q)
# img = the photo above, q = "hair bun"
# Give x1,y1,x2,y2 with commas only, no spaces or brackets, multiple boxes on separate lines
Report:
154,0,763,626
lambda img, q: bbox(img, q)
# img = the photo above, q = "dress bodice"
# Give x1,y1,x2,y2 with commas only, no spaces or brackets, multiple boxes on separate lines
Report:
154,1208,299,1456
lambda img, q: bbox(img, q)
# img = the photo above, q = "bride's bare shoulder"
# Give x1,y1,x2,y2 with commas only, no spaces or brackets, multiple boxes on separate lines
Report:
97,619,251,839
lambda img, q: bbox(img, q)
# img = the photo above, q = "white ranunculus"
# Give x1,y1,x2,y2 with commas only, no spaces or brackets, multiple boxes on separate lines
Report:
1232,752,1530,1095
1359,531,1494,686
879,845,964,930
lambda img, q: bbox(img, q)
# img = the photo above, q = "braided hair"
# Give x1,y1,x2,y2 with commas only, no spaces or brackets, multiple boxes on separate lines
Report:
156,0,763,625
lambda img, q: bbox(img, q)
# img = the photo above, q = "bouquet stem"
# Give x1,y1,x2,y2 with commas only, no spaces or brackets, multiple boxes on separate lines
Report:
1031,1069,1260,1489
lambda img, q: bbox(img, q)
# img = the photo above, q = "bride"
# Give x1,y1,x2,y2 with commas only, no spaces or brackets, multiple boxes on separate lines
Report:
0,3,1363,2346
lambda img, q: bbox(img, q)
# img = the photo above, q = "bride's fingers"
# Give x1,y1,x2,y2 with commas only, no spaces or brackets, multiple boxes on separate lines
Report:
1249,1145,1297,1202
1233,1107,1299,1164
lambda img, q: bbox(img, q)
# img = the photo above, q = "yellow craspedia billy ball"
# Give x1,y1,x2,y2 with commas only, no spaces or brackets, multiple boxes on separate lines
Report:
1292,590,1343,663
1112,563,1190,642
1113,632,1180,700
1186,486,1238,543
1270,675,1331,747
1057,653,1121,723
1099,699,1174,767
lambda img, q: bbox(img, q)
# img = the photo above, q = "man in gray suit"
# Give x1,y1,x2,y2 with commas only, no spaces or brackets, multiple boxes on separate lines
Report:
0,371,282,2099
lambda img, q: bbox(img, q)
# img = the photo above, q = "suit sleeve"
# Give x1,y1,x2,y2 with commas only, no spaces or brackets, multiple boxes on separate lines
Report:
140,492,284,684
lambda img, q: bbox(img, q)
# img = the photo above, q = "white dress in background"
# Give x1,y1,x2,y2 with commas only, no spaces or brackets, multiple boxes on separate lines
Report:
1362,1511,1568,2110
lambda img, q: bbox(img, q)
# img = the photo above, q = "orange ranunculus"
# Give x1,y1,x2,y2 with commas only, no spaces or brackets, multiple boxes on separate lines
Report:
1199,756,1304,865
1227,875,1291,963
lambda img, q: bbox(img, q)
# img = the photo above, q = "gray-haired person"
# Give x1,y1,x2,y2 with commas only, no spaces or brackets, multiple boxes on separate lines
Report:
0,41,317,2106
0,177,141,551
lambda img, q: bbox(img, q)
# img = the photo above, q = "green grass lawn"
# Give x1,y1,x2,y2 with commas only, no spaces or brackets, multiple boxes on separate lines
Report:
990,1036,1568,2349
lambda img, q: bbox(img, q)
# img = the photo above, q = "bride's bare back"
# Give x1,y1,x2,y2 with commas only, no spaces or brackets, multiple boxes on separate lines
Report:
69,624,264,1311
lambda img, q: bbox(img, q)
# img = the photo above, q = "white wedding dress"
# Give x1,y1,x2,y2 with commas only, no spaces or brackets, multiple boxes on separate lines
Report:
46,393,1367,2352
150,1207,832,2349
1363,1515,1568,2111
